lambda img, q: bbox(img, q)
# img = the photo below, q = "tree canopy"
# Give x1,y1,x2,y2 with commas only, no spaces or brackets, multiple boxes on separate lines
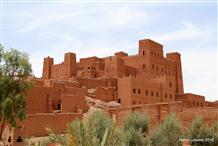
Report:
0,44,32,139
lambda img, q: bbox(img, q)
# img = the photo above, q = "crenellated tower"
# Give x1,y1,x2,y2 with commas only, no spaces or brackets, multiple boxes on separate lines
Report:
42,56,54,79
166,52,184,94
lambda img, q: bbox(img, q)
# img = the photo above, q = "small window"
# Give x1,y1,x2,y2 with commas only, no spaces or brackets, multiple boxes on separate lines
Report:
162,68,164,73
151,91,154,96
118,99,121,103
132,101,136,105
170,94,172,99
145,90,149,96
165,93,167,98
156,92,159,97
152,64,155,70
16,136,22,142
151,51,153,55
133,89,136,93
143,64,145,69
169,83,172,87
142,51,145,56
8,136,11,142
57,103,61,110
138,89,141,94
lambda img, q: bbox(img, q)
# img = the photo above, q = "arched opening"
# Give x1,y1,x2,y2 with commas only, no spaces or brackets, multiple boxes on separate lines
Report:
8,136,11,142
16,136,22,142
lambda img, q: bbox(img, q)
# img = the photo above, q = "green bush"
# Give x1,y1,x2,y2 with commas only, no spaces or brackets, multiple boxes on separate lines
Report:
184,116,218,146
150,113,182,146
46,110,122,146
123,112,149,146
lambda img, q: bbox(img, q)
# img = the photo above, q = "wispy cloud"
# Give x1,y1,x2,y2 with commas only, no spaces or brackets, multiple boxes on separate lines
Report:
149,22,214,43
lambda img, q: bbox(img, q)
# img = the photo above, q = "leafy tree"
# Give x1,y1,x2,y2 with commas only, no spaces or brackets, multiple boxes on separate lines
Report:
150,113,182,146
123,112,149,146
0,45,32,139
184,116,218,146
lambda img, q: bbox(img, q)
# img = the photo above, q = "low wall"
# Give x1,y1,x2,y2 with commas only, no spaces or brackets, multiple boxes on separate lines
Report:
16,113,82,137
107,102,218,128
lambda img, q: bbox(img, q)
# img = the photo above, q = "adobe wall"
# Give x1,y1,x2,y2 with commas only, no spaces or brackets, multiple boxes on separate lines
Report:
26,86,52,114
107,102,218,129
75,77,117,89
114,51,128,57
107,101,183,128
117,75,177,106
77,56,101,69
175,93,206,108
7,113,82,146
104,56,126,78
177,107,218,128
61,94,88,113
117,77,132,105
95,87,116,102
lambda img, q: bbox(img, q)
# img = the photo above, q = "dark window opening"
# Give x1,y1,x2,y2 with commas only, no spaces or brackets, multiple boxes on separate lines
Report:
165,93,167,98
156,92,159,97
169,83,172,87
201,103,203,107
170,94,172,99
138,89,141,94
8,136,11,142
152,64,155,70
145,90,148,96
132,101,136,105
156,66,158,71
142,51,145,56
16,136,22,142
143,64,145,69
133,89,136,93
151,91,154,96
118,99,121,103
57,101,61,110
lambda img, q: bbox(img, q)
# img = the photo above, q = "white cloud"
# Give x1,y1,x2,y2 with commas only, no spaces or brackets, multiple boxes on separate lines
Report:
149,22,214,44
182,50,217,101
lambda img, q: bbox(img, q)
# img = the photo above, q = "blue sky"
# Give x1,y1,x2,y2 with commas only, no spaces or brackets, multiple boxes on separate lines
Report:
1,1,217,101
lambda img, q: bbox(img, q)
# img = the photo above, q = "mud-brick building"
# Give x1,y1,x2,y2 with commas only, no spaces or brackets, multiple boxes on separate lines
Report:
2,39,218,146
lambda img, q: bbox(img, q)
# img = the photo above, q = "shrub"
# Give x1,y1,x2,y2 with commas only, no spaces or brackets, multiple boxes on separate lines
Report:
123,112,149,146
184,116,218,146
150,113,182,146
